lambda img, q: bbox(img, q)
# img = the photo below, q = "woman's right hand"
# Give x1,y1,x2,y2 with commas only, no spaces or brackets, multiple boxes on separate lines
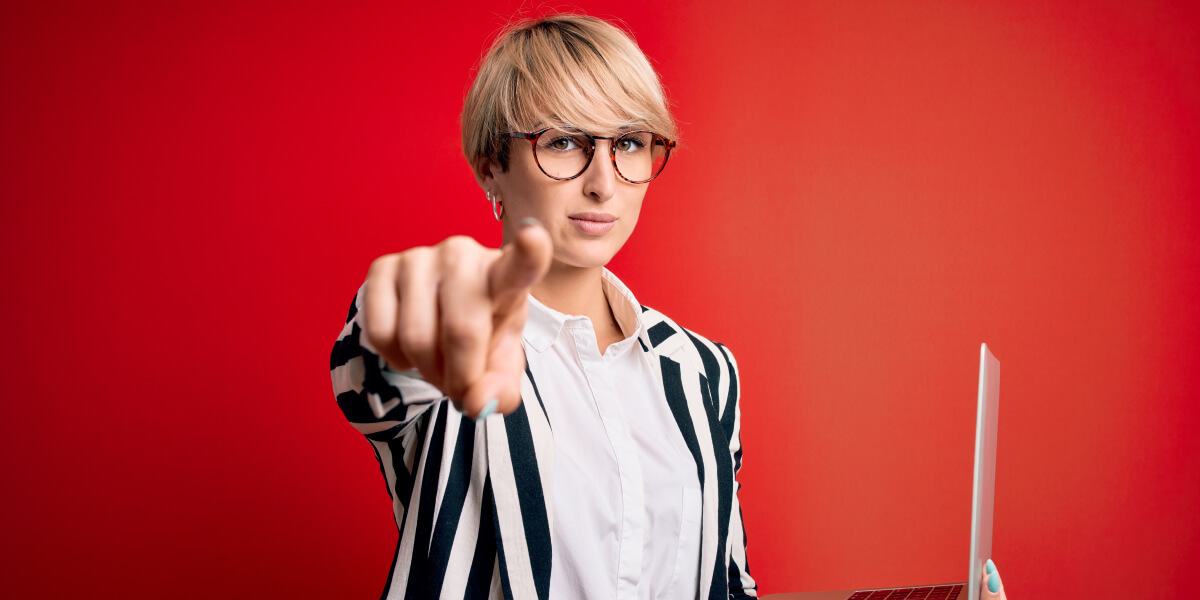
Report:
363,219,553,419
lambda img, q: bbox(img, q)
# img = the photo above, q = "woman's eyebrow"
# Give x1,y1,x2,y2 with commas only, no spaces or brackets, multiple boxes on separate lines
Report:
526,121,647,135
594,123,646,135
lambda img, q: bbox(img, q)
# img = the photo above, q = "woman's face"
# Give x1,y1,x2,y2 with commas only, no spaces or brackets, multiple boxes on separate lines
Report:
491,131,649,271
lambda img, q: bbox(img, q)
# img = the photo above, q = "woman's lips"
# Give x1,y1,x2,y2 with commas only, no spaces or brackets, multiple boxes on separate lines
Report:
569,213,616,235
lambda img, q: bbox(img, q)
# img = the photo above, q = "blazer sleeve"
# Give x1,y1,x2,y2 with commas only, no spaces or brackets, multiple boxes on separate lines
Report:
329,280,446,439
718,343,758,599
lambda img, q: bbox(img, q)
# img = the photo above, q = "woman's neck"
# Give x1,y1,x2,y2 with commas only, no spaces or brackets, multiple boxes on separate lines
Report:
531,262,624,351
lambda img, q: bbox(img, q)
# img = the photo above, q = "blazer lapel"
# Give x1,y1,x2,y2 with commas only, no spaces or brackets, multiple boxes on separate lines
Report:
639,310,726,599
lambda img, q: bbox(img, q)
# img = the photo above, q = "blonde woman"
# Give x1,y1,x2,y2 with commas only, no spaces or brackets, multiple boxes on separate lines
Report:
330,14,1009,600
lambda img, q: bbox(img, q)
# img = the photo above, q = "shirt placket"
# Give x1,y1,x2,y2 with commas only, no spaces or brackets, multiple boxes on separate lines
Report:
569,320,645,599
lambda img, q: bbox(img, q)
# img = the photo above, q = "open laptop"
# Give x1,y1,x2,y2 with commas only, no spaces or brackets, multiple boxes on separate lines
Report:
771,344,1001,600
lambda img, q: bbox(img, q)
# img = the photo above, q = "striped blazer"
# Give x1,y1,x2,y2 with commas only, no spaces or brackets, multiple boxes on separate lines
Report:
330,283,757,599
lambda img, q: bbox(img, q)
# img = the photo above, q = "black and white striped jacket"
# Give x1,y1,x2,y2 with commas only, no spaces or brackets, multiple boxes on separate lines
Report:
330,283,757,599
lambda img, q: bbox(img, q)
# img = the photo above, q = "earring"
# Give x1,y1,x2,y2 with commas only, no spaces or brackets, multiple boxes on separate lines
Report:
487,190,504,221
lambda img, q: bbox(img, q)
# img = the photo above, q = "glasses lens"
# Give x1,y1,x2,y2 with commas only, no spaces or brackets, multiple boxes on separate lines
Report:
534,128,592,179
613,131,669,183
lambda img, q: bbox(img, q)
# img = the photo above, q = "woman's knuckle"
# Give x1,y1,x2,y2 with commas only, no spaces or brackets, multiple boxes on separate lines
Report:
405,246,435,267
441,235,477,250
438,236,483,266
367,252,400,277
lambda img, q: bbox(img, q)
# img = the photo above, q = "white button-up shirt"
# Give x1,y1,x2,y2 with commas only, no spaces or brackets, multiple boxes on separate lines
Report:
523,270,703,600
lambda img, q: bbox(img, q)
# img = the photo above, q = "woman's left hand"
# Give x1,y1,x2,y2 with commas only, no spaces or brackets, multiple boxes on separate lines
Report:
982,559,1007,600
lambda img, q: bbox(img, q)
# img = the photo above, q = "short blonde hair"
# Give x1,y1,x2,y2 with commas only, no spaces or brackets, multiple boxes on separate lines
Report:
461,14,678,170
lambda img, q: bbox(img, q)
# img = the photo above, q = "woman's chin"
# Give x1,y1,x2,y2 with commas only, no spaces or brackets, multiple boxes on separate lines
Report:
552,247,621,271
546,235,625,268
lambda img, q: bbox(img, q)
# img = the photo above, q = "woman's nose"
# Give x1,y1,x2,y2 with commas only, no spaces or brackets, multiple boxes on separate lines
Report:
581,140,618,200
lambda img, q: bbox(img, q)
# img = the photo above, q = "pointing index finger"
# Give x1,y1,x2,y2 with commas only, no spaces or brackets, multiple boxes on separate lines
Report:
488,218,552,312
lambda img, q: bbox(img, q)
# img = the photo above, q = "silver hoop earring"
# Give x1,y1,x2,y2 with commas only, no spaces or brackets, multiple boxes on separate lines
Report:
487,190,504,221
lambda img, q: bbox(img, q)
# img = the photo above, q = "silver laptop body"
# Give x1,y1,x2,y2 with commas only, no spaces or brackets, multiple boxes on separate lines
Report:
767,344,1000,600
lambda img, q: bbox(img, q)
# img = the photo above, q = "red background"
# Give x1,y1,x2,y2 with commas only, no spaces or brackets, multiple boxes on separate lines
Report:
2,0,1197,598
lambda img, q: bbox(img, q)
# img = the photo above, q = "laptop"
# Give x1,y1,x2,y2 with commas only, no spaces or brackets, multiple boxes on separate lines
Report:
771,344,1001,600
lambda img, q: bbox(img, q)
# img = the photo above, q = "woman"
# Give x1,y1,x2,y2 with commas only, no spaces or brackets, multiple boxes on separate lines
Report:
330,13,1009,600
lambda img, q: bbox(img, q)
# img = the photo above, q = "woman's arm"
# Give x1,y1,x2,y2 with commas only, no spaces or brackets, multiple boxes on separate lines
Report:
330,282,447,439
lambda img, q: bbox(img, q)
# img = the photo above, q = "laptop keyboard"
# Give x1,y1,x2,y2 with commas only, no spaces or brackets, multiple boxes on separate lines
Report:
848,585,964,599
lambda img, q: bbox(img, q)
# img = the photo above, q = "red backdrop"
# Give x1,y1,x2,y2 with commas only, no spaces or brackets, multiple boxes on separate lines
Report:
2,0,1197,598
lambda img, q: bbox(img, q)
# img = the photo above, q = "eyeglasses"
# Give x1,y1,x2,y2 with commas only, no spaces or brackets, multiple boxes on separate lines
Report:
506,127,676,184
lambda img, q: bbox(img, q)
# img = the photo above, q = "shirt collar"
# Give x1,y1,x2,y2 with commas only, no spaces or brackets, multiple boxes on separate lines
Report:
523,268,645,353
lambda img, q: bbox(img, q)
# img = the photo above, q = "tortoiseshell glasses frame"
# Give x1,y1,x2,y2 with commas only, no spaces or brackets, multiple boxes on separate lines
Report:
505,128,677,184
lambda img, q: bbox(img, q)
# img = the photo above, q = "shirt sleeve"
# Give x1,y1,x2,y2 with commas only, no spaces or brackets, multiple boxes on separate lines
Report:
329,280,446,439
718,343,758,599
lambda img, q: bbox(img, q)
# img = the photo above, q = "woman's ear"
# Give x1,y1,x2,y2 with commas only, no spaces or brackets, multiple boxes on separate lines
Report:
472,156,501,190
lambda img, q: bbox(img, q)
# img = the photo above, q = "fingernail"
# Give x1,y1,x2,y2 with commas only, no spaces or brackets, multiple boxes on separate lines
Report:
988,570,1001,593
986,559,995,575
519,217,542,228
475,398,498,421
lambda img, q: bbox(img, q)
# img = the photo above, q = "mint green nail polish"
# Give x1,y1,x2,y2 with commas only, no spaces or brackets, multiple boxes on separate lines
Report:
986,559,995,575
988,570,1001,593
475,398,498,421
520,217,542,228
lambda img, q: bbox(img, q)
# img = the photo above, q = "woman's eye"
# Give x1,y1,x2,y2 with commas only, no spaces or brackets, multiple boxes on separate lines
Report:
552,138,574,150
615,137,646,153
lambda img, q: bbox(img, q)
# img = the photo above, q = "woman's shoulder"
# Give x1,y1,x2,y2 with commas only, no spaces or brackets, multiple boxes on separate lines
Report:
637,304,735,369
